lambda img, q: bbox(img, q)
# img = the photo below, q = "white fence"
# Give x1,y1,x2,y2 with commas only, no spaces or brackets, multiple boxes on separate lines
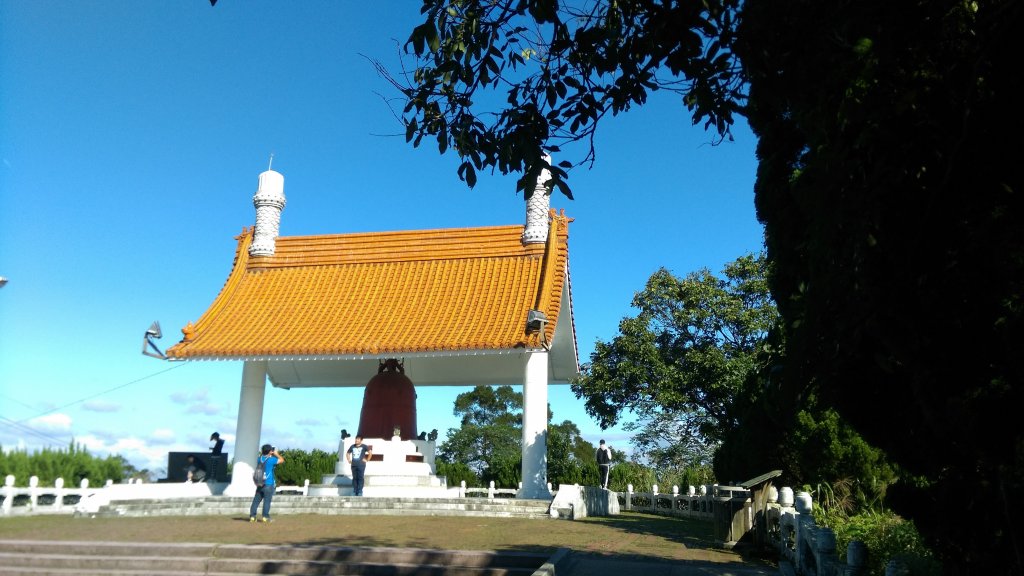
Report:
618,483,899,576
1,474,115,516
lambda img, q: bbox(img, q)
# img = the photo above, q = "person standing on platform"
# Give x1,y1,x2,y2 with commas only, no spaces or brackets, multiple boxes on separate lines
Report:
249,444,284,523
210,432,225,454
596,439,612,489
346,436,372,496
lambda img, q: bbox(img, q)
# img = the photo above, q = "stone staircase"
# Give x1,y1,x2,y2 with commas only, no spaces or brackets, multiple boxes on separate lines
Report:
0,540,559,576
88,496,554,519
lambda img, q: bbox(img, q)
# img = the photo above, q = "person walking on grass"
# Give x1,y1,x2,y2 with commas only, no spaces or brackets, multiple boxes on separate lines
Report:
249,444,284,523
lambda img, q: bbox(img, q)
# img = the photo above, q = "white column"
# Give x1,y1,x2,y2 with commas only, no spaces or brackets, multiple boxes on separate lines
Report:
224,360,267,496
518,350,552,499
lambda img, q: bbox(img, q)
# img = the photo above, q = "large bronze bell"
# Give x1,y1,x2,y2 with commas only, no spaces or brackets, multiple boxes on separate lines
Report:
356,359,417,440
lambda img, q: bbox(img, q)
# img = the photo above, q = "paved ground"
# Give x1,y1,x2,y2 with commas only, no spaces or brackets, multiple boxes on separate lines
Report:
558,553,777,576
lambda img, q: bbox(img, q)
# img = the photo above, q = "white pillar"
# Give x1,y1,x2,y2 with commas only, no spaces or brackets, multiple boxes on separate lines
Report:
518,350,551,499
224,360,268,496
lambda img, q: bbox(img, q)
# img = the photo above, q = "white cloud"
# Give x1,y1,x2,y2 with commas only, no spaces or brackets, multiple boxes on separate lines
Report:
82,400,121,413
30,413,72,432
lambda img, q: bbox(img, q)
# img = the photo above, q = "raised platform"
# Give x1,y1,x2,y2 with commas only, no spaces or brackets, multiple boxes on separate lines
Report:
86,495,555,520
324,435,449,497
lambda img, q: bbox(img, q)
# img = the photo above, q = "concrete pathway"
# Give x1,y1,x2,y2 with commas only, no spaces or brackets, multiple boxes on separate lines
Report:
557,552,777,576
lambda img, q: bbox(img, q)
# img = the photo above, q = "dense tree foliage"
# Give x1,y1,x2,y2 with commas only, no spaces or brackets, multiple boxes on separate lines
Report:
736,2,1023,572
0,442,133,486
273,448,337,487
573,253,778,447
397,0,743,193
438,385,524,486
400,1,1022,571
437,385,602,488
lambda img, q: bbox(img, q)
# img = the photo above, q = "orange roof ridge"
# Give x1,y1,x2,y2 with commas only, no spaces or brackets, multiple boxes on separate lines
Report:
166,217,573,360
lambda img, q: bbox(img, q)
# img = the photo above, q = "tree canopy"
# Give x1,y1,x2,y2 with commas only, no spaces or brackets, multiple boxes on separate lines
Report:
397,0,744,193
438,385,601,488
400,0,1023,571
572,252,778,448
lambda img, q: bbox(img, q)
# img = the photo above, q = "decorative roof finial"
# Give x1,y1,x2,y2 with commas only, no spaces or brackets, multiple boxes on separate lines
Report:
268,153,274,171
249,163,286,257
522,154,553,244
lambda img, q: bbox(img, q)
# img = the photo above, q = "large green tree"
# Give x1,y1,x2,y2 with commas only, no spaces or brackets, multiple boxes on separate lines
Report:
572,253,778,449
735,2,1023,571
396,1,1021,571
438,385,599,488
439,385,523,486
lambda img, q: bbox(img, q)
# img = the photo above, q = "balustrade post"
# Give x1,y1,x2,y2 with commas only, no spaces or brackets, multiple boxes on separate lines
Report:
778,486,794,508
815,527,837,576
847,541,868,576
460,480,466,498
29,476,39,510
2,475,14,515
626,484,633,511
488,480,495,499
885,559,909,576
80,478,89,489
54,478,65,511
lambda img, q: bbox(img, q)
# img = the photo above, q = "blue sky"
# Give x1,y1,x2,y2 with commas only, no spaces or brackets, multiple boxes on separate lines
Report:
0,1,763,477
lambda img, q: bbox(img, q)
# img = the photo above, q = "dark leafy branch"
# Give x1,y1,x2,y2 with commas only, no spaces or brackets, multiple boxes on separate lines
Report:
387,0,746,196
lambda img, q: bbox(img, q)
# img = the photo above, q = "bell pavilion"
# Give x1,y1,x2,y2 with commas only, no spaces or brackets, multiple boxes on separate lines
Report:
164,165,579,499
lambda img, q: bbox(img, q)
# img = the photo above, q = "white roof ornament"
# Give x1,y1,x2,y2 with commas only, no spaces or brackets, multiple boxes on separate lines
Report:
522,155,553,245
249,158,286,257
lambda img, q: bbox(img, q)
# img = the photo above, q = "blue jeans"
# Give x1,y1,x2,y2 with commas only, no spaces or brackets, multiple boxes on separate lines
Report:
250,484,276,519
351,463,366,496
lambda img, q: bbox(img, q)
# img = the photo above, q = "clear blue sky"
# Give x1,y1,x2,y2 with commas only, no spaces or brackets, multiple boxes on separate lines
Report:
0,1,763,477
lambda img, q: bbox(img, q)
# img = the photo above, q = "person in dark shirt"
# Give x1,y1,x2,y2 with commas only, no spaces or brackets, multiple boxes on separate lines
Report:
210,432,225,454
596,439,612,489
346,436,372,496
185,455,207,482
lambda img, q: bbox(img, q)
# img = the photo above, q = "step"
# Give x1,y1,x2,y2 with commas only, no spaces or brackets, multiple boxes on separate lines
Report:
0,541,551,576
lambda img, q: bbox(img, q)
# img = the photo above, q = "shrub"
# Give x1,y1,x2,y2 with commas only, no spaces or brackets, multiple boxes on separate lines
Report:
814,506,940,576
273,448,336,486
436,460,478,488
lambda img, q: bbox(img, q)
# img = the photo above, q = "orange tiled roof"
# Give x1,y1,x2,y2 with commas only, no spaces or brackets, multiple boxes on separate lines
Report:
165,212,572,360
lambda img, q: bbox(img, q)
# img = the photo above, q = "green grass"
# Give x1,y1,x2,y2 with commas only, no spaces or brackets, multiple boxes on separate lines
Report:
0,512,772,566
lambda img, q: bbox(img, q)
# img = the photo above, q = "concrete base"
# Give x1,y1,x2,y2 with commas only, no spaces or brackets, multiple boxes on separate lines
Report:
307,483,460,498
548,484,620,519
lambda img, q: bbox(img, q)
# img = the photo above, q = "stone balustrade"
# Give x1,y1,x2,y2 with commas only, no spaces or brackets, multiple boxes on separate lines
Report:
1,474,114,516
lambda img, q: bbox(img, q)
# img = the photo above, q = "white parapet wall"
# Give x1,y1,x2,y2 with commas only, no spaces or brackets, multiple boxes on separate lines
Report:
548,484,620,519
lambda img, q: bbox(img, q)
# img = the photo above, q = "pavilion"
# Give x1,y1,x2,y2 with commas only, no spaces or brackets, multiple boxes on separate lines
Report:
164,166,579,499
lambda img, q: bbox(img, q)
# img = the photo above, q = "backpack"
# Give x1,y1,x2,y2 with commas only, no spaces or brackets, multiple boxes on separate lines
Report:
253,456,267,487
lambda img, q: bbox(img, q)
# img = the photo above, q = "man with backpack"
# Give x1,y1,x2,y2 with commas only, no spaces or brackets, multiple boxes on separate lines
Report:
249,444,284,523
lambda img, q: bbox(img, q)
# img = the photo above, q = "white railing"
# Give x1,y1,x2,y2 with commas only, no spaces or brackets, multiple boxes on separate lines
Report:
1,474,114,516
275,479,310,496
458,480,520,498
618,482,881,576
618,483,720,520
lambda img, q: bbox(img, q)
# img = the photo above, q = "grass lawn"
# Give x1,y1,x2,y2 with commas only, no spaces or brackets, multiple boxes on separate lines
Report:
0,512,774,566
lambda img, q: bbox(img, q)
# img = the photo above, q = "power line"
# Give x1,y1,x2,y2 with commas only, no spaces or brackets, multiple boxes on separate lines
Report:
15,363,187,425
0,364,190,448
0,415,71,446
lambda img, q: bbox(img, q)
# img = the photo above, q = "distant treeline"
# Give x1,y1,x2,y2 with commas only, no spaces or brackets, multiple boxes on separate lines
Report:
0,443,134,487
